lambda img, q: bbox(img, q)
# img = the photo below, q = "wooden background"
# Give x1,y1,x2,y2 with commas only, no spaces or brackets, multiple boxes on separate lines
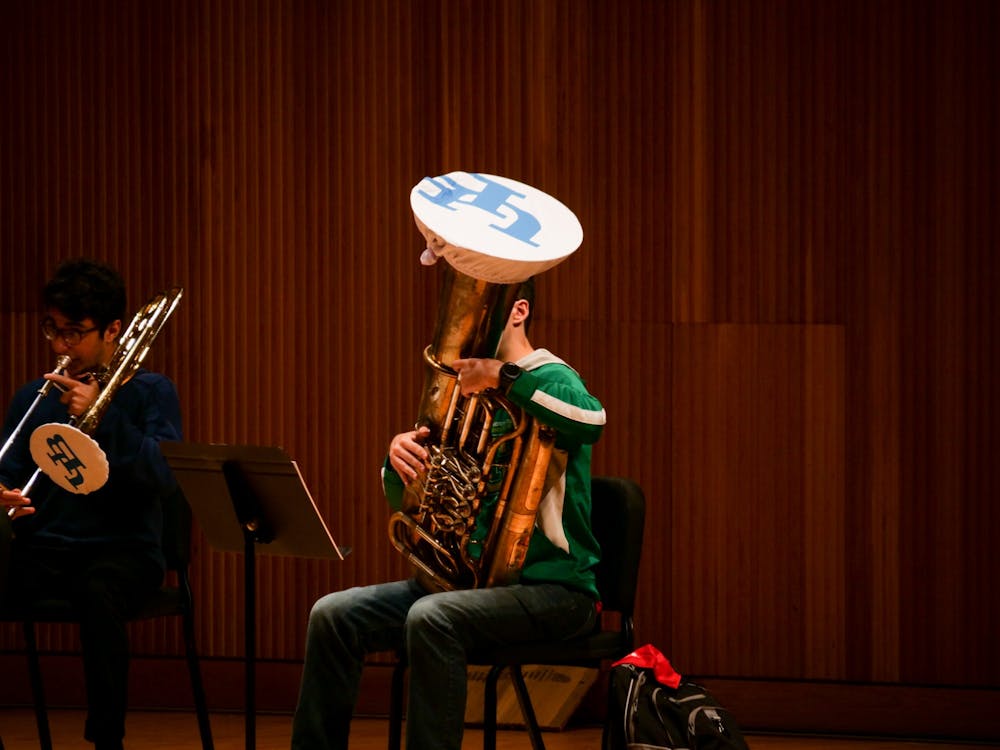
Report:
1,0,997,740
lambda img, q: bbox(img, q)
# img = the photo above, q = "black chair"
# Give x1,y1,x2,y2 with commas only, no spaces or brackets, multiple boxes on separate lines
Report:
0,487,214,750
388,475,646,750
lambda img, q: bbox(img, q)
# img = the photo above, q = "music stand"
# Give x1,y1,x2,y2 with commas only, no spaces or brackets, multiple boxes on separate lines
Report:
161,442,347,750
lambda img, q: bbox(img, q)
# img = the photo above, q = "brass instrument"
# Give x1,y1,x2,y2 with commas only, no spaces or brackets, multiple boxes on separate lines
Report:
388,172,582,591
0,356,71,465
4,287,183,513
72,286,184,436
0,356,72,504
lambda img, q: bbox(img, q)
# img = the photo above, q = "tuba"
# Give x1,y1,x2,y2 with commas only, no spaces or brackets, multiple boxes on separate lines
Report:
4,287,184,509
388,172,583,591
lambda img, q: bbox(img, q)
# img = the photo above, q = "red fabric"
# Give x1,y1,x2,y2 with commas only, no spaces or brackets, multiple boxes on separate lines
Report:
611,643,682,688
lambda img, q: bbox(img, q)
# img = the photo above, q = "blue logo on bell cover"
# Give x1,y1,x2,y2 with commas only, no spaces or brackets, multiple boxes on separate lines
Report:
411,172,583,271
417,173,543,246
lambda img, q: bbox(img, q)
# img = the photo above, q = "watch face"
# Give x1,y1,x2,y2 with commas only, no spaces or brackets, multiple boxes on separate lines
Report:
501,363,521,388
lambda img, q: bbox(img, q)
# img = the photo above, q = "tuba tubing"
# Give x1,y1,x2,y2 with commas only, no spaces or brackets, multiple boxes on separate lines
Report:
481,419,556,588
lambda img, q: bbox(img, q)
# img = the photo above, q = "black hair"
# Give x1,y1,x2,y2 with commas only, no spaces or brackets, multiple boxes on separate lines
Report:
42,259,127,332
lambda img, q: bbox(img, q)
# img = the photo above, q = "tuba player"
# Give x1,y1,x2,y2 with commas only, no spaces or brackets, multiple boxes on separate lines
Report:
292,277,607,750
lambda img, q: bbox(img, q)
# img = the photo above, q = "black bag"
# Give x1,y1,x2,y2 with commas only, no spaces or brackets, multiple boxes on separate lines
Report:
603,645,750,750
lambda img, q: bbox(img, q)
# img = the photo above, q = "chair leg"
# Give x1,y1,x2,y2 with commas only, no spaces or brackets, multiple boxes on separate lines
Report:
510,666,546,750
181,610,215,750
387,660,406,750
23,621,53,750
483,666,502,750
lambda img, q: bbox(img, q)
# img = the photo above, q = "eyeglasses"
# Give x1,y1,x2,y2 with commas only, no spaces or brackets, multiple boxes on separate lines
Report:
41,319,99,346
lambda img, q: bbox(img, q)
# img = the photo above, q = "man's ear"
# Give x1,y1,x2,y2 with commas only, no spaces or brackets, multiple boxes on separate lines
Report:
104,319,122,343
510,299,530,327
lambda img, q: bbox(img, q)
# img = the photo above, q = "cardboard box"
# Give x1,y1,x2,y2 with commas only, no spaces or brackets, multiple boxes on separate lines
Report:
464,665,599,730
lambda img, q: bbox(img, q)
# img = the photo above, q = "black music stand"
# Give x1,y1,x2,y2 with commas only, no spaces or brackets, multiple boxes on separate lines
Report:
161,442,348,750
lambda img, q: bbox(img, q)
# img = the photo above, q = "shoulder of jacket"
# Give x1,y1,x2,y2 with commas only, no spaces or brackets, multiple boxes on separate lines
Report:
518,348,581,377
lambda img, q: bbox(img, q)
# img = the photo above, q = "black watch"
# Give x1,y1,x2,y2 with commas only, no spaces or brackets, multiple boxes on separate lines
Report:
498,361,522,393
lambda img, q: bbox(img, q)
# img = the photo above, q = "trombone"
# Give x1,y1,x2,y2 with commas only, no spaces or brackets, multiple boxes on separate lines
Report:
2,287,183,518
0,356,72,505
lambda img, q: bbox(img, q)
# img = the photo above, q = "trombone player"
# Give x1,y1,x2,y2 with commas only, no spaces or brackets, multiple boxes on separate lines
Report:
0,259,183,750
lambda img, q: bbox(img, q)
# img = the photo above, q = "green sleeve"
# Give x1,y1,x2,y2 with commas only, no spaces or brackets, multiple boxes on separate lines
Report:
381,456,405,512
507,363,606,446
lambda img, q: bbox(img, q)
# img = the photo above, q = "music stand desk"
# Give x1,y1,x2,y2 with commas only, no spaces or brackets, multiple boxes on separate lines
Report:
161,442,347,750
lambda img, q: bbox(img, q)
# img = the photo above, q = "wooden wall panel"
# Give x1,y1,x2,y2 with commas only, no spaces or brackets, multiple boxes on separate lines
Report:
1,0,998,736
670,324,846,679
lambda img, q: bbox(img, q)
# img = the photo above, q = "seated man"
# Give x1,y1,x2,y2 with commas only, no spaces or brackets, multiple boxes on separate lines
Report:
292,279,607,750
0,259,183,750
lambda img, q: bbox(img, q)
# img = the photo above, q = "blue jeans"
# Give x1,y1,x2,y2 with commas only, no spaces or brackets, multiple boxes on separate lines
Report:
291,578,598,750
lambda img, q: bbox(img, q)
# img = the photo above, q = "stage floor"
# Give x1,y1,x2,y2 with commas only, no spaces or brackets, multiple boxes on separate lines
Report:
1,709,996,750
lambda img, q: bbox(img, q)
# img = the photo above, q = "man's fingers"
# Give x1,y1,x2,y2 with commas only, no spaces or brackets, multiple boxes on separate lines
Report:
45,372,77,388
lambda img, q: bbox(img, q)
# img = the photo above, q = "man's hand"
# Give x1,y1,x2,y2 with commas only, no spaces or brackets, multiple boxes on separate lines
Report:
1,487,34,519
452,358,502,396
389,426,431,482
45,372,100,417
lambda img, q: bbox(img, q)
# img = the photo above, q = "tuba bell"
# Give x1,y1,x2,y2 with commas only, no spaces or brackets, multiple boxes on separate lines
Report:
388,172,583,592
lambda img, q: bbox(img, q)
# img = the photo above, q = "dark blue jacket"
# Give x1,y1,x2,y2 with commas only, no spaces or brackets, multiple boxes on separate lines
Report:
0,369,182,574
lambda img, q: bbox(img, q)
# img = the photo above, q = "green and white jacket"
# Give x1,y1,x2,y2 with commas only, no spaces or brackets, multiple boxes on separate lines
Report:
383,348,607,598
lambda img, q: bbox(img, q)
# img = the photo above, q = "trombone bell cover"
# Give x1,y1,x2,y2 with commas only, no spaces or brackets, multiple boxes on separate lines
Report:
29,423,110,494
